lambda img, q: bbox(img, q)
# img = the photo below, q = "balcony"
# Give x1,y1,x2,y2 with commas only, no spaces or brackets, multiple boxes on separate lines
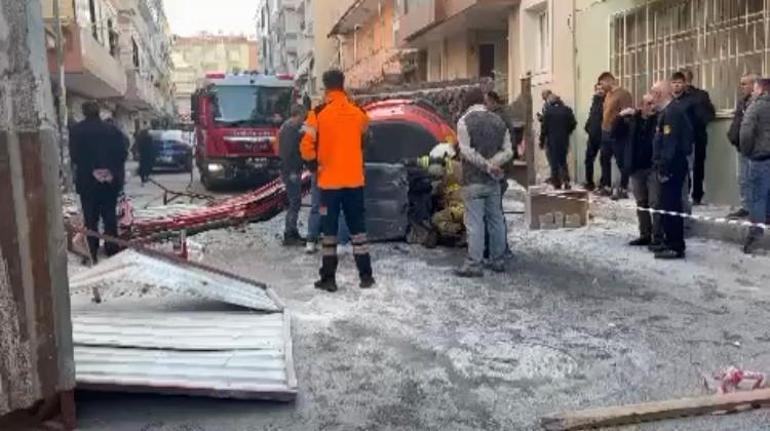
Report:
123,69,155,110
399,0,517,46
328,0,381,36
46,22,127,99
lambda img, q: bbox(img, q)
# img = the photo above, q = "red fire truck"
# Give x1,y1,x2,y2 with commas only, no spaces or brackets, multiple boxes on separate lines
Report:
191,72,295,189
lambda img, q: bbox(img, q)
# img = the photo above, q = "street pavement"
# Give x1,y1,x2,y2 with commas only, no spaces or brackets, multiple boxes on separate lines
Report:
72,168,770,431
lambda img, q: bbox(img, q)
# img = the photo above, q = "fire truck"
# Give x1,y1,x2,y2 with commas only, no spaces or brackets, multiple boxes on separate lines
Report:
191,72,295,189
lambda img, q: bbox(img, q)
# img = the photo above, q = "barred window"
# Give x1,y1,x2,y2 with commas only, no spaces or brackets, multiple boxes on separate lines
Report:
610,0,769,113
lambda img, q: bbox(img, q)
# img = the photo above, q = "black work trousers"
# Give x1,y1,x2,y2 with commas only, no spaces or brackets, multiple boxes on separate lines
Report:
546,143,570,189
659,173,687,253
81,188,120,261
600,133,629,190
319,187,372,281
691,134,708,203
584,135,602,186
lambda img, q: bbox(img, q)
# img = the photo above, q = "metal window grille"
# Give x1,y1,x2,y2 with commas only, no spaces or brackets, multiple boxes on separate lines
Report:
610,0,770,113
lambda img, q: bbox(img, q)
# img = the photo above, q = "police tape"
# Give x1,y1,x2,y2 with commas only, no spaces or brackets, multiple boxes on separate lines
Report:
539,190,770,230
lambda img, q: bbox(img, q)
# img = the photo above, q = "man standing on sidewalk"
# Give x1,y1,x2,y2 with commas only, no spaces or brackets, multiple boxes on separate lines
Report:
539,94,577,190
300,69,374,291
739,77,770,254
598,72,634,199
70,101,127,263
278,104,307,246
650,81,693,260
583,83,606,191
681,68,716,205
614,94,662,247
727,73,758,219
455,88,514,277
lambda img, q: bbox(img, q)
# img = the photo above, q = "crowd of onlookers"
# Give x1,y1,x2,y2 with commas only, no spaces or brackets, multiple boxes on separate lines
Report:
538,70,770,256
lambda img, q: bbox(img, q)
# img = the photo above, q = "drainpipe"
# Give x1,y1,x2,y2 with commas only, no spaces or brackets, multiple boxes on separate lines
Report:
571,0,579,181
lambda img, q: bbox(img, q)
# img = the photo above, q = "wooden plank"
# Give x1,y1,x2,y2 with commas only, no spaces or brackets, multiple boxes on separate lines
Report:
541,389,770,431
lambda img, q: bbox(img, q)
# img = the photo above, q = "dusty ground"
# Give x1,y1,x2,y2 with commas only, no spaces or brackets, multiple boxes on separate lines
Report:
72,169,770,431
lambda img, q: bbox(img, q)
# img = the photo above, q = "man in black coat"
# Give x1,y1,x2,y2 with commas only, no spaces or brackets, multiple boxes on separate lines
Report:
613,94,662,247
539,94,577,190
675,69,715,205
135,120,159,184
583,84,605,191
650,81,694,259
70,101,128,263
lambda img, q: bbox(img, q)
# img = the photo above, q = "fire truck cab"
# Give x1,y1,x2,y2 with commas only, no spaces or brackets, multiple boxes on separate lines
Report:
191,72,295,189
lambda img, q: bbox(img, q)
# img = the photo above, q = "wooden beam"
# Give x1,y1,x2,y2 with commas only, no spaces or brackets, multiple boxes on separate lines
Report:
541,389,770,431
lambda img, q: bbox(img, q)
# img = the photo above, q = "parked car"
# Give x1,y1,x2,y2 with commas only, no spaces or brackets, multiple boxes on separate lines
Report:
152,130,194,172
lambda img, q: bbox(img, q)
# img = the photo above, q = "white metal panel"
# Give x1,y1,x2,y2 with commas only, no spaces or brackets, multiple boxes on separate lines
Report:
72,312,285,350
72,311,297,400
69,250,280,312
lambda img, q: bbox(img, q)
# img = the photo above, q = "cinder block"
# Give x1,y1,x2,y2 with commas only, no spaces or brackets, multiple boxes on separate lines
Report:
564,214,583,228
526,189,590,230
553,211,565,227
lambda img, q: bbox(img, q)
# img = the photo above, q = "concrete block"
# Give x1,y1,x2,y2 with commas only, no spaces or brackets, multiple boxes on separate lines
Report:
564,214,583,228
526,189,590,230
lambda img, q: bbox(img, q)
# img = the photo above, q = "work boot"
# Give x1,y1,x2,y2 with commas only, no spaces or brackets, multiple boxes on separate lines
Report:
594,187,612,197
727,208,749,219
282,231,305,247
454,263,483,278
647,242,667,253
582,182,596,192
654,249,685,260
629,237,652,246
486,260,506,274
314,256,338,292
354,254,375,289
611,188,629,201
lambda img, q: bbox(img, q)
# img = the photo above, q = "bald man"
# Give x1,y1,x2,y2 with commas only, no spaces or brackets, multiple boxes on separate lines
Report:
650,81,694,259
727,73,759,219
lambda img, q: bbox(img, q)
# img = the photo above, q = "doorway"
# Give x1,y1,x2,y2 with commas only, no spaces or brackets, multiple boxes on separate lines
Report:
479,44,495,78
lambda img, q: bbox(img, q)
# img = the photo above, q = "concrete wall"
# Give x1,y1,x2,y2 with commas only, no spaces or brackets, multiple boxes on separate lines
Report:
0,0,74,418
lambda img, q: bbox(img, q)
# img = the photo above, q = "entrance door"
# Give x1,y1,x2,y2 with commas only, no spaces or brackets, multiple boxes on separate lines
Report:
479,44,495,78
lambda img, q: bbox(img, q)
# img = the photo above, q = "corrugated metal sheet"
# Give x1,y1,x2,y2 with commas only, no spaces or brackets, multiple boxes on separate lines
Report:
69,250,280,312
72,311,297,401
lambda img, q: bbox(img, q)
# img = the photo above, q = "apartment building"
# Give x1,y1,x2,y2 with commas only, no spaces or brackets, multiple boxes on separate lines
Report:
257,0,303,75
171,35,260,118
328,0,409,89
397,0,515,93
41,0,174,138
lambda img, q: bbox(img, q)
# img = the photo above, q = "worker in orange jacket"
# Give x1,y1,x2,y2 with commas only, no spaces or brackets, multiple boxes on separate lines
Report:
300,69,374,292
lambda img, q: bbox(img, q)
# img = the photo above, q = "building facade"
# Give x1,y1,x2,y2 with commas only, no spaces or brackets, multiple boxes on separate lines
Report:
257,0,303,75
170,34,260,119
507,0,770,206
327,0,407,90
41,0,175,138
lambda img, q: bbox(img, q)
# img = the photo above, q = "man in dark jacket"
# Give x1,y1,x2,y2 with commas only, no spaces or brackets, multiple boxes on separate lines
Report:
739,78,770,254
279,104,307,246
583,84,605,190
727,73,758,219
456,88,513,277
650,81,694,259
614,94,661,247
539,94,577,190
675,69,716,205
70,101,128,263
135,120,157,184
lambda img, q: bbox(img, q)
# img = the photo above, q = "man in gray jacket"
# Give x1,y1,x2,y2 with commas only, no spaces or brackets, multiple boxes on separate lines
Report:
455,88,514,277
727,73,758,219
739,77,770,253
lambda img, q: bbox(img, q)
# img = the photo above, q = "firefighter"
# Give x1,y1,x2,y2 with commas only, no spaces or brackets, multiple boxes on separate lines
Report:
69,101,127,263
300,69,374,292
650,80,693,260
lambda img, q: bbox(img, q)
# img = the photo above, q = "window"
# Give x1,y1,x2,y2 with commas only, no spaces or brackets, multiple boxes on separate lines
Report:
88,0,98,41
611,0,769,111
536,9,549,72
404,0,409,15
131,37,140,68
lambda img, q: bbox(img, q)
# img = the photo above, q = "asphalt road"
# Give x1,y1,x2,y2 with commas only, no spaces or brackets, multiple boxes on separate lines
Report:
72,167,770,431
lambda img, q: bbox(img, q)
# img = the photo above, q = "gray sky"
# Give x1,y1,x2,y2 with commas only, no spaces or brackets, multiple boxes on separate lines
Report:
163,0,257,37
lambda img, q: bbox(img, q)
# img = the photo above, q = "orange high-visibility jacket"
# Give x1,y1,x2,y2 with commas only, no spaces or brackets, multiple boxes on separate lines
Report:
300,90,369,189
